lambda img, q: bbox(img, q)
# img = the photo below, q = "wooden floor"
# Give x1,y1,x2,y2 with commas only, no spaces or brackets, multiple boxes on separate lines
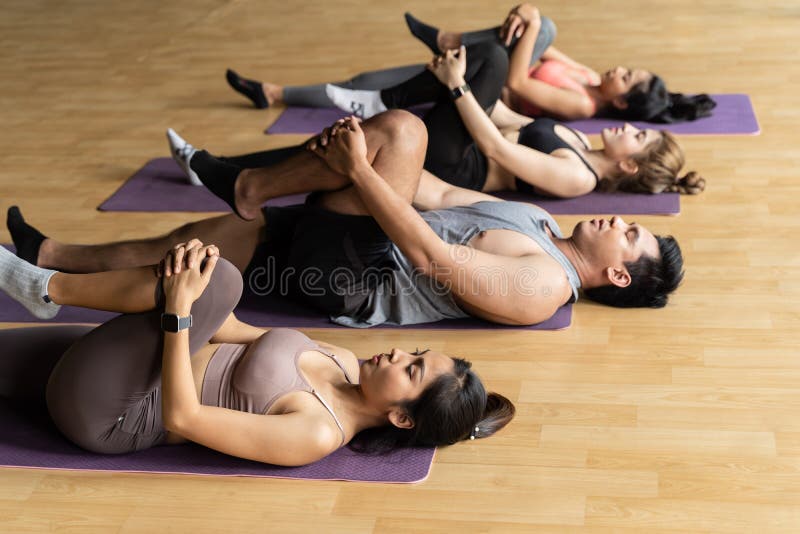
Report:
1,0,799,531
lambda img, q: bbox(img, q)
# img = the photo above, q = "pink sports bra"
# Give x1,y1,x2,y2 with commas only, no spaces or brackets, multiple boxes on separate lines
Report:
200,328,354,446
515,60,596,117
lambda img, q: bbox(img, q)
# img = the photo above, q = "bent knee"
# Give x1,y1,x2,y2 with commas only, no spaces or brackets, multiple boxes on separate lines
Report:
540,16,557,42
205,257,243,311
377,109,427,150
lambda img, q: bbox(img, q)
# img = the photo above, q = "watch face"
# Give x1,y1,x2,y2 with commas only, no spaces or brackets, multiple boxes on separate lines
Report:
161,314,180,332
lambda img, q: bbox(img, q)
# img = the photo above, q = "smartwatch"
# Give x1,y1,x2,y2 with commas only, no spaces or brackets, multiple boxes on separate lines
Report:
161,313,193,332
450,83,471,100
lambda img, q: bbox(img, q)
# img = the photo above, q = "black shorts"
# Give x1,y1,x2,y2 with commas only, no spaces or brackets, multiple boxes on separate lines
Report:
424,142,489,192
243,204,398,315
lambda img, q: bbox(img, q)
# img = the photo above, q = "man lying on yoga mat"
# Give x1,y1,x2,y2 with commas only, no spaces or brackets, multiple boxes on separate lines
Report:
0,243,514,466
8,111,683,328
228,5,715,123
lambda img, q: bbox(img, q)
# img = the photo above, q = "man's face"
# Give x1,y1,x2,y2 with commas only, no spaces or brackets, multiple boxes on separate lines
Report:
572,216,660,280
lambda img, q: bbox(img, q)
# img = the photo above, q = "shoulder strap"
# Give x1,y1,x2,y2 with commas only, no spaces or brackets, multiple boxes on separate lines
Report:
315,346,355,384
310,390,347,447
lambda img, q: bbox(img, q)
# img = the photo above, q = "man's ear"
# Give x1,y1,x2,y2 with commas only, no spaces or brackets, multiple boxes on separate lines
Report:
618,158,639,175
605,265,632,288
612,96,629,110
388,409,414,430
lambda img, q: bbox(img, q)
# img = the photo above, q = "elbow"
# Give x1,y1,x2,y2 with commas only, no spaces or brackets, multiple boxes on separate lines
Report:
162,404,197,435
506,73,526,94
409,251,437,276
477,137,503,161
480,141,499,161
506,78,520,93
162,411,183,434
405,243,446,277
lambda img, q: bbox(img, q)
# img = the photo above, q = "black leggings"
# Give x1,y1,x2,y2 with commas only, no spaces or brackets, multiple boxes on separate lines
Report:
0,259,242,454
219,145,305,169
218,42,509,191
380,41,509,191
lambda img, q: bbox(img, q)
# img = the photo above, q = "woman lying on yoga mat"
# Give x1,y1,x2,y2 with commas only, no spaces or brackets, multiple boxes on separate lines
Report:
322,39,704,199
220,28,705,199
227,5,714,123
0,243,513,466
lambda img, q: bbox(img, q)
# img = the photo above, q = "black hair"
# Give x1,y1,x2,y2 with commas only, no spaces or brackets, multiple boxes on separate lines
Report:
611,75,717,123
583,235,684,308
349,358,515,454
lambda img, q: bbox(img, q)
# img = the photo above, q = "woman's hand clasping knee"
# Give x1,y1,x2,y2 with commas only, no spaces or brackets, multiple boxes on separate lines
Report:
160,240,220,313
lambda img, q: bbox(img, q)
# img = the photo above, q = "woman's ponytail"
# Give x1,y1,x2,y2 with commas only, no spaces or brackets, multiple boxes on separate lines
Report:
470,392,515,440
666,171,706,195
653,93,717,123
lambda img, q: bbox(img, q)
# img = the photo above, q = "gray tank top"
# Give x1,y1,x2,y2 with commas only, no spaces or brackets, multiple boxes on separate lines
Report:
331,201,581,328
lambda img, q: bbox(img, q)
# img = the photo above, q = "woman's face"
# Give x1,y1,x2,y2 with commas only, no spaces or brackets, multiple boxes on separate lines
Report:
601,123,661,163
600,66,653,103
359,348,455,412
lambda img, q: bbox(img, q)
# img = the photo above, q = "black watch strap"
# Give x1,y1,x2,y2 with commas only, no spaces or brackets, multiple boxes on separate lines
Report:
161,313,193,332
450,83,471,100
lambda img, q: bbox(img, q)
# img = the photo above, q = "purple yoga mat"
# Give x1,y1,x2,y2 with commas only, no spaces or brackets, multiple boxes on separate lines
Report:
0,401,434,482
0,245,571,330
563,94,759,136
265,94,758,136
97,158,307,212
99,158,678,215
495,190,678,215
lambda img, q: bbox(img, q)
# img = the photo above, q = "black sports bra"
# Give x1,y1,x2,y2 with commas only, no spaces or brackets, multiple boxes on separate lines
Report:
515,118,599,195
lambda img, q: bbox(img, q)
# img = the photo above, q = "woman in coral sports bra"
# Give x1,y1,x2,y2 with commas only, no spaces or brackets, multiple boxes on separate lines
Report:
227,6,715,124
0,241,514,467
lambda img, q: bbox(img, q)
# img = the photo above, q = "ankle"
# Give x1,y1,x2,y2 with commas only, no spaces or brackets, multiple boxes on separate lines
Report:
37,238,57,269
437,31,462,51
233,168,266,221
262,83,283,105
45,271,65,304
235,168,259,204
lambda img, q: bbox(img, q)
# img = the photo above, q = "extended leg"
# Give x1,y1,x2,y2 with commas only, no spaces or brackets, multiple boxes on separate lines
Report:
12,112,426,274
282,64,427,107
13,208,263,274
227,64,427,109
2,238,228,316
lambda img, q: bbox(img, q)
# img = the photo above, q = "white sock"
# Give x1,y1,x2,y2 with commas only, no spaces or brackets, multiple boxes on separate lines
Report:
166,128,202,186
325,84,387,119
0,246,61,319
